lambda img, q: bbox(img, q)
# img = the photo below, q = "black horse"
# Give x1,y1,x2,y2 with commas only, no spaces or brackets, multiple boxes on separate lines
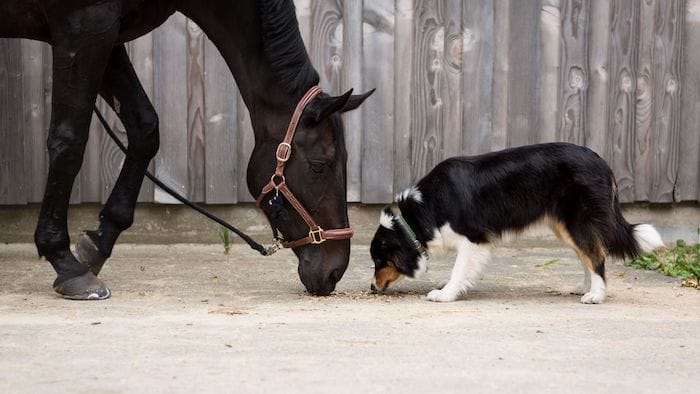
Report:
0,0,373,299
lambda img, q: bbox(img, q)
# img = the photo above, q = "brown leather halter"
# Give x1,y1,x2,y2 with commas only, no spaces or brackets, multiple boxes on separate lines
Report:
256,86,354,249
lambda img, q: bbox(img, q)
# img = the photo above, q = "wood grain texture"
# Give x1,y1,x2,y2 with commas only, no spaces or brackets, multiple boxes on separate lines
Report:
0,39,25,204
649,0,683,202
491,0,511,151
311,0,344,93
361,0,394,203
441,0,463,159
3,1,700,206
236,90,255,203
204,36,238,204
506,0,540,148
393,0,415,194
21,40,47,203
410,0,463,182
559,0,589,145
95,97,126,203
128,33,155,202
154,13,188,203
461,0,494,156
186,19,206,202
342,0,362,202
679,0,700,201
586,0,611,160
538,0,561,144
633,0,656,201
607,0,639,203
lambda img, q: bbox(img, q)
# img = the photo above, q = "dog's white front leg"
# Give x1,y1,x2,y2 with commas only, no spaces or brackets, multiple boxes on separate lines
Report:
427,239,491,302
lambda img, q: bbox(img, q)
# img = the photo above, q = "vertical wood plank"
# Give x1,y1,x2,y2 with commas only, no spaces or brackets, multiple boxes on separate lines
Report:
237,90,255,203
538,0,562,143
186,19,206,202
491,0,511,151
679,0,700,201
410,0,462,182
586,0,611,160
393,0,415,193
649,0,683,202
95,96,126,203
128,33,155,202
559,0,589,145
507,0,540,148
633,0,656,201
21,40,47,203
204,36,238,204
342,0,363,202
311,0,344,93
607,0,639,202
295,0,314,46
154,13,189,203
0,39,26,204
461,0,494,156
441,0,463,159
361,0,394,203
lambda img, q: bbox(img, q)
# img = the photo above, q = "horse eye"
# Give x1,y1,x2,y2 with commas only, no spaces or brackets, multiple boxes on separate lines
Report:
309,160,326,174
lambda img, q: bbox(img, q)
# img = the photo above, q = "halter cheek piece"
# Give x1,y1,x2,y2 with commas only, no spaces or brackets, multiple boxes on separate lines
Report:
256,86,354,250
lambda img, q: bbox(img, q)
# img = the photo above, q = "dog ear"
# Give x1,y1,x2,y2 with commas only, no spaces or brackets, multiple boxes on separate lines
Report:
379,206,395,229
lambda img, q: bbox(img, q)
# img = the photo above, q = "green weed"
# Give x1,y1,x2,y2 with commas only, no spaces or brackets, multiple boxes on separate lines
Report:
218,227,232,255
626,230,700,288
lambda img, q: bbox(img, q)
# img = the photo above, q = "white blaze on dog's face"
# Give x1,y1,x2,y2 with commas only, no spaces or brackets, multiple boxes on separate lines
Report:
369,208,425,292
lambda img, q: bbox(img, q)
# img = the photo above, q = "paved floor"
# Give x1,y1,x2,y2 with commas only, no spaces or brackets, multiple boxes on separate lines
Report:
1,243,698,393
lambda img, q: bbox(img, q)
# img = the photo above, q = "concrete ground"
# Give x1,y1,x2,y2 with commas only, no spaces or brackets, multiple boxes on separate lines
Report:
1,241,698,393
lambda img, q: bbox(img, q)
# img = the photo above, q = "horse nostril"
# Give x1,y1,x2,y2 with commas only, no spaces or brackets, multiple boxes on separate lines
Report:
370,283,377,293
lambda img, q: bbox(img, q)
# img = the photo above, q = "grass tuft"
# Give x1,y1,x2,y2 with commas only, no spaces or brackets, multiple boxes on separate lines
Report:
625,229,700,289
218,227,232,255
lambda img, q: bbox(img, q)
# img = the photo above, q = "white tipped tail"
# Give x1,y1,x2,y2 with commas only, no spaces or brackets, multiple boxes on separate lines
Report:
633,224,664,253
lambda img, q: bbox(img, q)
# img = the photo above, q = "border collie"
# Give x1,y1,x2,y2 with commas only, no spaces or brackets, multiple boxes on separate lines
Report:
369,143,664,304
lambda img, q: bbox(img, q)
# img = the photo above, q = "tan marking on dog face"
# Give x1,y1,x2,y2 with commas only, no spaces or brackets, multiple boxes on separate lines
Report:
374,265,401,291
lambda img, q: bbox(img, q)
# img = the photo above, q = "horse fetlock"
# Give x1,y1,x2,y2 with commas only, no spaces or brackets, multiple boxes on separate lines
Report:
75,232,108,276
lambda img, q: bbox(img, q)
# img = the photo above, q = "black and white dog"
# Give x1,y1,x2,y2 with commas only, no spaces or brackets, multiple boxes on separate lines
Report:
370,143,664,304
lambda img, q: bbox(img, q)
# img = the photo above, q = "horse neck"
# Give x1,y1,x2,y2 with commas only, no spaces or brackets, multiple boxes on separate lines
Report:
177,0,303,140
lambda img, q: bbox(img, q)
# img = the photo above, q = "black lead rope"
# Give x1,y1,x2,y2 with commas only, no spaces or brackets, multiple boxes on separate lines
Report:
93,106,274,256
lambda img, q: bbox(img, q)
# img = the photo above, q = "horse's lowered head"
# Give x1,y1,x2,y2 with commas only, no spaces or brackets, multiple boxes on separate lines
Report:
248,88,374,296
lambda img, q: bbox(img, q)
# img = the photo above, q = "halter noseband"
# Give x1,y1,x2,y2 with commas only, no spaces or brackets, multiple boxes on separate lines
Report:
255,86,354,249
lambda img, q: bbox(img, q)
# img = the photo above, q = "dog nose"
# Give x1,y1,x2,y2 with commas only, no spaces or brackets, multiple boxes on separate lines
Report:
370,283,377,293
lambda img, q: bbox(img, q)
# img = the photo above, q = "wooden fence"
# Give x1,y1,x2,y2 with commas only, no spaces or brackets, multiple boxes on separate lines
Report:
1,0,699,206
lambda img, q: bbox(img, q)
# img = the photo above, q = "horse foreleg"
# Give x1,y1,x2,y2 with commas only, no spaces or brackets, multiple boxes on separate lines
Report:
75,44,159,276
35,7,119,300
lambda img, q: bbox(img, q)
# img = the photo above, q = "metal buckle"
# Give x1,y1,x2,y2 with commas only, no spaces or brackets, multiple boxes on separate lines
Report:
309,227,325,244
276,142,292,162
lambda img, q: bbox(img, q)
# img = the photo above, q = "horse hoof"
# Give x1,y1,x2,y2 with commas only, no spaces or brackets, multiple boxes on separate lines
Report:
54,271,111,300
75,232,106,276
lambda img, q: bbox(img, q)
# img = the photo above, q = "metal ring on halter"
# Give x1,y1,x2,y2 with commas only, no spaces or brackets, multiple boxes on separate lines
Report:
270,174,285,188
276,142,292,162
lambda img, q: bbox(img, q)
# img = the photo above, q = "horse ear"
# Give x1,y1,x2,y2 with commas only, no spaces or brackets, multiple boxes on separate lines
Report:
340,88,375,113
304,89,354,124
304,88,375,124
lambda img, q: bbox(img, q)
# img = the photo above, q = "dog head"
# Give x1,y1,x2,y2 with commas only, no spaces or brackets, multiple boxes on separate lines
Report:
370,206,428,292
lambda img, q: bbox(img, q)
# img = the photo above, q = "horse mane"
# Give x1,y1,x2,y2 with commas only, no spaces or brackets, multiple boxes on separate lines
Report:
260,0,320,95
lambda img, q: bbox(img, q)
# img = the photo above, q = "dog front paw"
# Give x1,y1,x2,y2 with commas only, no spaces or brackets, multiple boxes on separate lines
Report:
580,291,605,304
426,288,459,302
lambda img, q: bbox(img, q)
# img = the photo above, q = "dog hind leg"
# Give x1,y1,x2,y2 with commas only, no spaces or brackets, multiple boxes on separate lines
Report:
427,238,491,302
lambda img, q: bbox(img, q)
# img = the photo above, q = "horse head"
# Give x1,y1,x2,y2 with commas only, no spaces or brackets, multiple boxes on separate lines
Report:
248,88,374,295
